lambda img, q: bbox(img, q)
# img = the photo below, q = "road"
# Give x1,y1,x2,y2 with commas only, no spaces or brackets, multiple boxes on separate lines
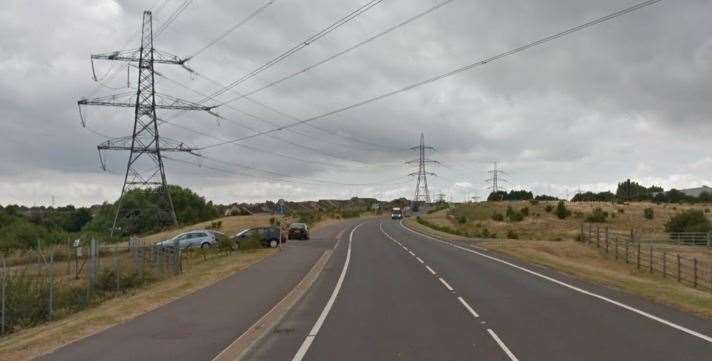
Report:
36,217,712,360
37,219,362,361
246,219,712,361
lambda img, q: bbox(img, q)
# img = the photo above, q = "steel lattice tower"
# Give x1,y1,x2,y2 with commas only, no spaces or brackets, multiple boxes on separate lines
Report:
485,161,507,199
78,11,216,235
407,133,438,204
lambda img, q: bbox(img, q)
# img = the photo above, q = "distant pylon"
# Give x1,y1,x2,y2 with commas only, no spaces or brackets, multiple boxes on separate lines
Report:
485,161,507,199
78,11,217,235
407,133,438,204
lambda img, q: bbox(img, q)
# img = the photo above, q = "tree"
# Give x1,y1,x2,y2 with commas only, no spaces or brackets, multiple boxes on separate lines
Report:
665,209,711,233
555,201,570,219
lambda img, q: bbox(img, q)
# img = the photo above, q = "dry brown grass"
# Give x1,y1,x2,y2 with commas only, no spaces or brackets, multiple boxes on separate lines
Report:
0,248,277,361
424,201,712,242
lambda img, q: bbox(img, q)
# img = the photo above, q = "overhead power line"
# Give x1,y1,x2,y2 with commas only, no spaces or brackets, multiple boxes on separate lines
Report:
155,0,194,38
197,0,386,103
224,0,456,103
200,0,665,150
186,0,278,60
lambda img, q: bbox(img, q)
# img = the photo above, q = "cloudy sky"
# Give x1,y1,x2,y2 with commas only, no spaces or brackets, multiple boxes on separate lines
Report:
1,0,711,206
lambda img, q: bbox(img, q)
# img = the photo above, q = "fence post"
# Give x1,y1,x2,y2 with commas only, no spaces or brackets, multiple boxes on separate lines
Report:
693,258,697,288
605,227,609,254
707,232,711,247
596,227,600,248
580,224,584,241
636,243,641,270
48,249,54,321
625,241,629,264
677,254,681,283
113,246,119,293
614,239,618,260
1,258,5,335
662,252,667,277
588,224,592,244
649,246,653,273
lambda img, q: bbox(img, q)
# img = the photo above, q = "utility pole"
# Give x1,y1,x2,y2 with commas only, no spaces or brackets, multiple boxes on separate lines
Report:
485,161,507,200
78,11,217,236
407,133,438,205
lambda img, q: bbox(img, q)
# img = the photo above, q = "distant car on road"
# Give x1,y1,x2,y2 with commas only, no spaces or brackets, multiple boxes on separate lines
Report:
391,207,403,220
288,223,310,240
232,227,285,248
156,230,222,249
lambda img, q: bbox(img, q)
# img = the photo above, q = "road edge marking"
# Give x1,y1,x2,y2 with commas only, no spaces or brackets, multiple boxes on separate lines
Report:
291,222,364,361
211,249,333,361
400,220,712,344
438,277,454,291
487,329,519,361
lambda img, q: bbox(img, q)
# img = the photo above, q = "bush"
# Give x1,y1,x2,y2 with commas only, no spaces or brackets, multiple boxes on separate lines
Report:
555,201,570,219
520,207,530,216
618,208,625,214
491,212,504,222
544,205,553,213
456,215,468,224
506,230,519,239
585,208,608,223
643,207,654,220
665,209,712,233
529,200,539,206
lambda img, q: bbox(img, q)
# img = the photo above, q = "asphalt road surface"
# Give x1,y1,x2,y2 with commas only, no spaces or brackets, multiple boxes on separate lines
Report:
246,219,712,361
37,219,362,361
36,218,712,360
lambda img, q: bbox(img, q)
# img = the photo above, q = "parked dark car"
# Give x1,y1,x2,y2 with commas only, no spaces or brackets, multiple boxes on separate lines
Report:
232,227,285,248
288,223,310,240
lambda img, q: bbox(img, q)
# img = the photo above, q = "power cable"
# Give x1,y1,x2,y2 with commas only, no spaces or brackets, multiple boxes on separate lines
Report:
200,0,666,149
186,0,278,60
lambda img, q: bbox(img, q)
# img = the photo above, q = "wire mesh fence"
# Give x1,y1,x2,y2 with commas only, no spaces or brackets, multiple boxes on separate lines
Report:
580,224,712,292
0,238,231,337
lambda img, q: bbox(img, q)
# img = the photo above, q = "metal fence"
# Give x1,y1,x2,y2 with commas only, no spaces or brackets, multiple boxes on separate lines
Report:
638,232,712,247
580,224,712,292
0,238,227,337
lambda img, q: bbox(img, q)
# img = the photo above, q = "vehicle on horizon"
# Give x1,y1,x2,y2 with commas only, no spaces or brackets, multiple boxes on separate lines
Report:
391,207,403,220
232,227,285,248
155,230,223,249
288,223,310,240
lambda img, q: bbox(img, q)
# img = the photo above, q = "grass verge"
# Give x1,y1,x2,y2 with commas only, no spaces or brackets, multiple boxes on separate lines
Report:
0,248,277,361
405,219,712,318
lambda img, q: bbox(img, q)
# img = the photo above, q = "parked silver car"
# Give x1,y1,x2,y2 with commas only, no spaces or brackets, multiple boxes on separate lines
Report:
156,230,222,249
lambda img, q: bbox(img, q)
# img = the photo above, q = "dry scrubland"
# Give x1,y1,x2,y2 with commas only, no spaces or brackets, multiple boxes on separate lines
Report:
412,202,712,317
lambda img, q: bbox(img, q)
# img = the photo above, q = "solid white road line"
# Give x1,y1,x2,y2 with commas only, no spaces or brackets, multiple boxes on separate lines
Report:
438,277,454,291
399,220,712,344
416,257,424,263
291,223,364,361
457,296,479,318
425,265,437,275
408,251,416,256
487,329,519,361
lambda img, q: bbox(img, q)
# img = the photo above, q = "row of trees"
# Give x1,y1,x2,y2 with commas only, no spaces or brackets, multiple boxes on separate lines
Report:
0,185,219,251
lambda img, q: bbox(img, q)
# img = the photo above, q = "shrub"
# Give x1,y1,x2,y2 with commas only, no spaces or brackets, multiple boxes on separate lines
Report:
529,199,539,206
555,201,570,219
618,208,625,214
544,205,553,213
456,215,468,224
665,209,712,233
520,207,530,216
491,212,504,222
643,207,654,220
585,208,608,223
506,230,519,239
705,208,710,213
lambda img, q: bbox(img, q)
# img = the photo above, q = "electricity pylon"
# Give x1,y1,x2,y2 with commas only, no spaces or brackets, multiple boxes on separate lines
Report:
78,11,217,235
485,161,507,200
407,133,438,204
